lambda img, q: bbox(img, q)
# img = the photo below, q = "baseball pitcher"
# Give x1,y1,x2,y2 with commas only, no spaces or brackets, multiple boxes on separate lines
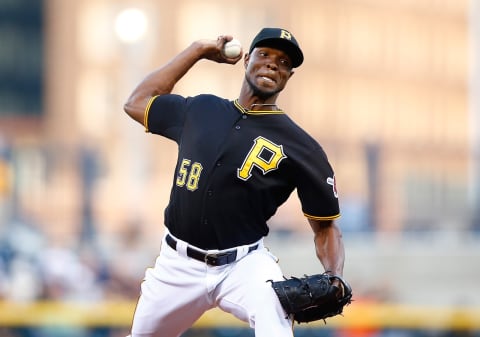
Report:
123,27,351,337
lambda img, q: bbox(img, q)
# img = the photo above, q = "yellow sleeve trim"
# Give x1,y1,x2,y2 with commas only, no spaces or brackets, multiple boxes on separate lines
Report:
304,213,341,221
143,95,159,132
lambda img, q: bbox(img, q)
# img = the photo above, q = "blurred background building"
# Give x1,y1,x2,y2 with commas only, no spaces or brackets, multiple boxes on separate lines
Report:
0,0,479,336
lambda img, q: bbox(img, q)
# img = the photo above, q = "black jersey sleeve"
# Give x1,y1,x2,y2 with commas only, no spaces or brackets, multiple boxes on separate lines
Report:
295,145,340,220
144,94,188,142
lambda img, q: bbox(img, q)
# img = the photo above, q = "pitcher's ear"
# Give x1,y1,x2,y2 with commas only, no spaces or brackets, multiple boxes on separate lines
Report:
244,53,250,68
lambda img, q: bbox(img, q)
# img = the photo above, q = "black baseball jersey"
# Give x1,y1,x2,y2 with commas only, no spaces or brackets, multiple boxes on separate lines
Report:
145,94,340,250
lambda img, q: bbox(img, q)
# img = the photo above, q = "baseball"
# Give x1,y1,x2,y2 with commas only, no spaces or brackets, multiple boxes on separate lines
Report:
222,39,242,58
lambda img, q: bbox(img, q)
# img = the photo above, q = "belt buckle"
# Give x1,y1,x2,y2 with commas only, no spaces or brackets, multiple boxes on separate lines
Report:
204,252,229,266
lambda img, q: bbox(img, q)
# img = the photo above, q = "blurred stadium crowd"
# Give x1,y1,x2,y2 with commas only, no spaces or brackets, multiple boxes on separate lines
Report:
0,215,150,303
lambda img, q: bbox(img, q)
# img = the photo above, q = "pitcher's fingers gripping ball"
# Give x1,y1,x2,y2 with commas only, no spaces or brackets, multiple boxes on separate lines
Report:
222,38,242,58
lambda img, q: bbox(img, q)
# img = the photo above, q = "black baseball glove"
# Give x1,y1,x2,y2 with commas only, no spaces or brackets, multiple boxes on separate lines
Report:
270,273,352,324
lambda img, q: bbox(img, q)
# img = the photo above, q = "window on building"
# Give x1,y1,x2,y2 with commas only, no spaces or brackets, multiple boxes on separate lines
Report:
0,0,44,116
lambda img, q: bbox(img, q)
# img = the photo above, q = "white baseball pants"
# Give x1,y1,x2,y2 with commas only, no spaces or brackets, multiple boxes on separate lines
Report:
128,233,294,337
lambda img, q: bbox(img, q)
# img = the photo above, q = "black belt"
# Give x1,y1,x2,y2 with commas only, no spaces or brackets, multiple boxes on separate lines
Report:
165,234,258,266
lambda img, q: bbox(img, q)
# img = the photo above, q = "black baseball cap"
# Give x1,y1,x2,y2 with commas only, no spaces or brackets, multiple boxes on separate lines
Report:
248,28,304,68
